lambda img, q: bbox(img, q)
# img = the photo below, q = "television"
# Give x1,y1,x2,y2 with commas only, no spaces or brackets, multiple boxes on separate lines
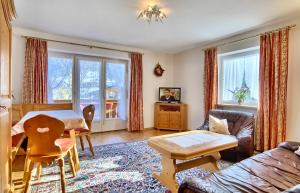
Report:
159,87,181,103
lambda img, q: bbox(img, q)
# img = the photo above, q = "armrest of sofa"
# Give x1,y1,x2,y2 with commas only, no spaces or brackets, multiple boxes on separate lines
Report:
178,177,218,193
236,125,254,156
278,141,300,152
282,184,300,193
197,120,209,131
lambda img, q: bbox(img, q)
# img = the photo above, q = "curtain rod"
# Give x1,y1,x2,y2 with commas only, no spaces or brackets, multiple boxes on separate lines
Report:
202,24,296,51
21,35,144,55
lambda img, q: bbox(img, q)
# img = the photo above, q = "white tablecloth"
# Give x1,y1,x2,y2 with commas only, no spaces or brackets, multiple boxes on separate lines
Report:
12,110,89,136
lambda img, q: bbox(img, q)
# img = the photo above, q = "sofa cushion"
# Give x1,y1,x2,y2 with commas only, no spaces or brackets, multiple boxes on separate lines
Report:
208,115,230,135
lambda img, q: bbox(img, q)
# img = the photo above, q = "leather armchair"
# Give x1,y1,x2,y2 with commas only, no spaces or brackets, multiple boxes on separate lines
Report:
198,109,255,161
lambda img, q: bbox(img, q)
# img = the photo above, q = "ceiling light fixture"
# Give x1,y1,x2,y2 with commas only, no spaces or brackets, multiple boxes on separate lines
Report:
137,5,167,23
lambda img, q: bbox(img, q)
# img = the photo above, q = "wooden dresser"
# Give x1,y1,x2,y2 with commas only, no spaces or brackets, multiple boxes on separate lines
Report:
154,102,187,131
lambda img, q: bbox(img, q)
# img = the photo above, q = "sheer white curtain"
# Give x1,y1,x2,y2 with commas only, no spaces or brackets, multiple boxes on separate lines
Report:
221,51,259,104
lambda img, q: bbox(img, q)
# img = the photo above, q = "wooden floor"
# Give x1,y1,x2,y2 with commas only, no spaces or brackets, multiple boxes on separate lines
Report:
12,128,176,192
87,128,176,146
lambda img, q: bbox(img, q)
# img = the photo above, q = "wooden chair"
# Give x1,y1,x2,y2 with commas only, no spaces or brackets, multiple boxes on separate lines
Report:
23,115,77,193
65,104,95,156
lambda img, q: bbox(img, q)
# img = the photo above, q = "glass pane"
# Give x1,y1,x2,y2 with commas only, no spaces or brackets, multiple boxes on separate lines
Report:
79,59,101,120
105,61,126,119
48,56,73,103
221,52,259,104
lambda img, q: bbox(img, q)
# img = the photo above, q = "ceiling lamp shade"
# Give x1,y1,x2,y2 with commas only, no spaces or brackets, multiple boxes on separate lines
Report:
137,5,167,23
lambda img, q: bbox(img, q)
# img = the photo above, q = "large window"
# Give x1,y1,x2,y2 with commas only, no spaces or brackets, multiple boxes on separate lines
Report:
47,54,73,103
218,47,259,106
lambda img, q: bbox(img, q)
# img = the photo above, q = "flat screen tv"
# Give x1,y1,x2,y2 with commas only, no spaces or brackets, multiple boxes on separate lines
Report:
159,87,181,103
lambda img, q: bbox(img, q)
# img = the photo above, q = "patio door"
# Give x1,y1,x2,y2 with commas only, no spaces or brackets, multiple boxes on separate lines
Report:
102,59,128,131
76,56,128,132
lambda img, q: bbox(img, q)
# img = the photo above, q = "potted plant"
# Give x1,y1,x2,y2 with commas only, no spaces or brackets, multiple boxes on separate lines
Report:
228,87,250,105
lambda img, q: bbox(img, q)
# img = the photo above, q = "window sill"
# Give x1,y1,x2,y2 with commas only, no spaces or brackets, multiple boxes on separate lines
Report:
217,103,257,110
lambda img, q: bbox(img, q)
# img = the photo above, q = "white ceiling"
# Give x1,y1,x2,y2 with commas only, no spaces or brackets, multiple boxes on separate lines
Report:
13,0,300,53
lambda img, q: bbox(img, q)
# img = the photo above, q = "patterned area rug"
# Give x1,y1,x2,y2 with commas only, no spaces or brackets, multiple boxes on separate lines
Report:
29,140,231,193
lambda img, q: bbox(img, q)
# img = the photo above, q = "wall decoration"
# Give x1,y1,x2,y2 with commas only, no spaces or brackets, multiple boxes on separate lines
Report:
154,63,165,77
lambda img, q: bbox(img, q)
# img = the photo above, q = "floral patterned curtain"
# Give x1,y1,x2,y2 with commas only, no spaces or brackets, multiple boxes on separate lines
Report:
204,47,218,117
128,53,144,132
22,38,48,104
256,28,290,151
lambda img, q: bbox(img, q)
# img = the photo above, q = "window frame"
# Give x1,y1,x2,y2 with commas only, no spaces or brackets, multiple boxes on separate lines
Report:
103,58,129,120
48,51,129,121
218,47,260,107
47,52,75,104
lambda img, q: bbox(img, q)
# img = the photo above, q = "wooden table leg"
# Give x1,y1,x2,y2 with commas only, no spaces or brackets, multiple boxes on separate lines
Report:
69,129,80,171
72,146,80,172
209,152,221,171
153,156,178,193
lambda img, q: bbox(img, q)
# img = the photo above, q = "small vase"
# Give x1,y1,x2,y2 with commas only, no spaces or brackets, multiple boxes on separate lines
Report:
238,99,243,105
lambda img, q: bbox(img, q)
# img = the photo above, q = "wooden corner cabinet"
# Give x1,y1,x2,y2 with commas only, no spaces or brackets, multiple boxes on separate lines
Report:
154,102,187,131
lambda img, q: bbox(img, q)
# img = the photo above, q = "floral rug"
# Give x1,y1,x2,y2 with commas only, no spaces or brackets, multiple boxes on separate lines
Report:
29,140,231,193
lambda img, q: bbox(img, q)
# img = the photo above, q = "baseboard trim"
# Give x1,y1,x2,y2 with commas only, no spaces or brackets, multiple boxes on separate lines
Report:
143,127,155,130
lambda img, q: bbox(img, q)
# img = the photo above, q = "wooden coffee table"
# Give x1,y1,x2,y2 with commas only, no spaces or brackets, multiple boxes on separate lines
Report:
148,130,238,192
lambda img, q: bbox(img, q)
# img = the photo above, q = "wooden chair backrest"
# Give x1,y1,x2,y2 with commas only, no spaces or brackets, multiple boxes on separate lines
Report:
24,115,65,156
83,105,95,130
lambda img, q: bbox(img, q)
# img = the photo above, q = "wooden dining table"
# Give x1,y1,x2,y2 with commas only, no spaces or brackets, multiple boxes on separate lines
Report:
12,110,88,136
12,110,88,171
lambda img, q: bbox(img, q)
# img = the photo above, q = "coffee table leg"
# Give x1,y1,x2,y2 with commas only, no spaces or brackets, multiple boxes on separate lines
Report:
206,152,221,172
153,156,178,193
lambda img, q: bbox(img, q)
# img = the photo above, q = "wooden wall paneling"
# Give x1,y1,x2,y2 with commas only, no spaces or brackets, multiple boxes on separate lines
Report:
11,103,74,123
34,103,73,111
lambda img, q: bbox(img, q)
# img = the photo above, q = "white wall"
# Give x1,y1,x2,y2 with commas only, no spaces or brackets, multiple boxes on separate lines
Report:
287,21,300,142
143,52,174,128
174,16,300,142
12,27,174,129
173,47,205,130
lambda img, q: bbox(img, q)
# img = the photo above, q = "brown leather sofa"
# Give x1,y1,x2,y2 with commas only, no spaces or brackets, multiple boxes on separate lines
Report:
178,141,300,193
198,109,255,161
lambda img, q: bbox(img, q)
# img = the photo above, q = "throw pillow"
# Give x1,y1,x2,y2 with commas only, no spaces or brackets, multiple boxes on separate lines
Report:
209,115,230,135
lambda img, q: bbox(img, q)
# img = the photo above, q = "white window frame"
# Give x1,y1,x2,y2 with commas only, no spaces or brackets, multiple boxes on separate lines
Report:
47,52,75,104
103,58,129,120
218,47,259,106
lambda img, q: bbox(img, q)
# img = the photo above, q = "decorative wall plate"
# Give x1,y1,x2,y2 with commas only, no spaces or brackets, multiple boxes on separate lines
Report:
154,63,165,77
